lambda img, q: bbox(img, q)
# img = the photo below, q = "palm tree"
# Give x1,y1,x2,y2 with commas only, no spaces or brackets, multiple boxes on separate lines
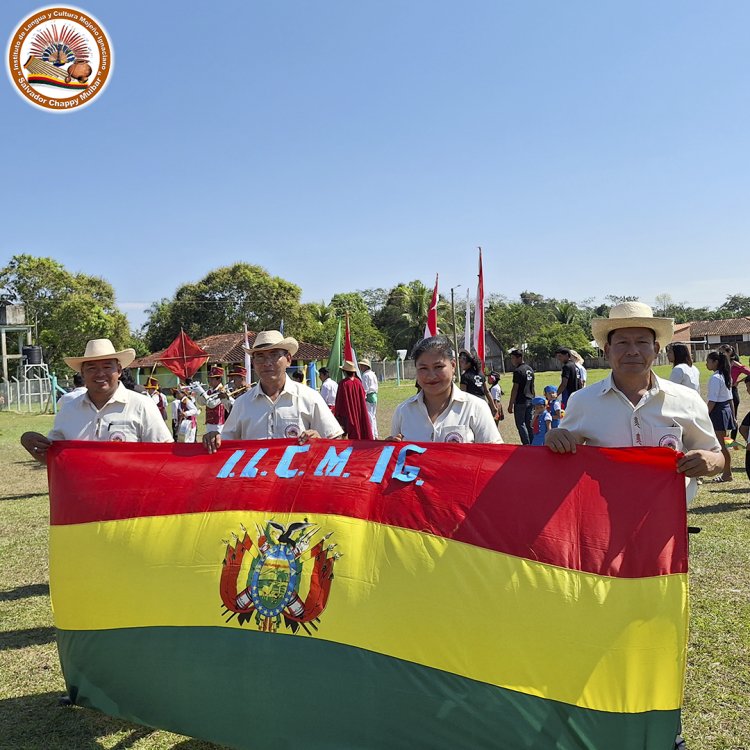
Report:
306,301,334,326
553,301,579,325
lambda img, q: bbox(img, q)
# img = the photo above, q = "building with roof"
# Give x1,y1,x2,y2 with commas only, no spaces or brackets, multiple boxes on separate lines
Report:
671,317,750,356
130,332,330,387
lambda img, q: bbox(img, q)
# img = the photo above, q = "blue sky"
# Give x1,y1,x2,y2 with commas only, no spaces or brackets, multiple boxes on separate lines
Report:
2,1,748,332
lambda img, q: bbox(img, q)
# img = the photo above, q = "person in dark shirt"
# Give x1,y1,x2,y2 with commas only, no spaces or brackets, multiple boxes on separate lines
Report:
458,350,497,419
507,349,535,445
555,347,580,409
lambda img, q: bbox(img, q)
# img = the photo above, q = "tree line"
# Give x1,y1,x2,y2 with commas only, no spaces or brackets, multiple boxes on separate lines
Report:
2,254,749,372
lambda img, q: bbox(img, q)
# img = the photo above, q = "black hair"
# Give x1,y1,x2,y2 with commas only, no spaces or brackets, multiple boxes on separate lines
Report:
412,336,455,364
291,370,304,382
707,351,732,389
457,348,480,372
719,344,739,362
73,372,84,387
119,369,136,390
555,347,571,356
509,349,523,358
670,343,693,367
319,367,329,376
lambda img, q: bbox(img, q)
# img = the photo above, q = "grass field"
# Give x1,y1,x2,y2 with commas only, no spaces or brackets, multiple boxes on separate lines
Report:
1,367,748,749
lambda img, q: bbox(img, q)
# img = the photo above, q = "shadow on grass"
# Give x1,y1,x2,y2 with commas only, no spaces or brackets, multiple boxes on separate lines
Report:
0,692,225,749
0,491,48,501
690,500,750,515
0,691,154,749
0,626,56,651
0,582,49,601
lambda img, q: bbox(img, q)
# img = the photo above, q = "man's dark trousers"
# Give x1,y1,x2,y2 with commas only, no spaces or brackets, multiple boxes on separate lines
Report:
514,400,533,445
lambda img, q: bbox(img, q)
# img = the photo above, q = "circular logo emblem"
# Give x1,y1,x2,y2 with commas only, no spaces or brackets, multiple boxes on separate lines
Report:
284,423,301,439
6,6,113,112
444,430,465,444
659,434,680,451
109,431,126,442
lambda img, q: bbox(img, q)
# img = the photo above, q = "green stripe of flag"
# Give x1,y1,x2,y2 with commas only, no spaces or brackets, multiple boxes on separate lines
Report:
57,627,680,749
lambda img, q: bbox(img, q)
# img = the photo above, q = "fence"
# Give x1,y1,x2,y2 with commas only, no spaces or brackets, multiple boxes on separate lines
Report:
0,377,55,413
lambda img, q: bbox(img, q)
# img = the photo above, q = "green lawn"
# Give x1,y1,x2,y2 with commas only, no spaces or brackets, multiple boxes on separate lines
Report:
1,368,748,749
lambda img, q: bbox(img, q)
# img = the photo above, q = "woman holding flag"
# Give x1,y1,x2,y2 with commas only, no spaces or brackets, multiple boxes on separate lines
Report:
387,337,502,444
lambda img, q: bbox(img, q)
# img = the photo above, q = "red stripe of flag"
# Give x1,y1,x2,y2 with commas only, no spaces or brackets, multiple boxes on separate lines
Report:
48,440,687,578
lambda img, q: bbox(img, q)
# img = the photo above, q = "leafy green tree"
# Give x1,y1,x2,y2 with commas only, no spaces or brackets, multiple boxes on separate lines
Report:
296,301,335,347
374,280,437,352
526,322,594,360
662,302,715,323
142,263,305,350
605,294,640,305
717,294,750,318
519,290,547,307
0,254,132,371
325,293,387,357
485,300,554,353
553,300,580,325
357,288,389,317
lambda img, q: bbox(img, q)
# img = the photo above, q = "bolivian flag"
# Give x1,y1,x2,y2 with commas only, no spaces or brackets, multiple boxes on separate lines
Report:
48,440,687,749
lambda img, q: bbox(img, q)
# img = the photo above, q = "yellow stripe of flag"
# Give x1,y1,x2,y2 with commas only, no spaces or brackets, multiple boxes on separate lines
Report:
50,510,687,713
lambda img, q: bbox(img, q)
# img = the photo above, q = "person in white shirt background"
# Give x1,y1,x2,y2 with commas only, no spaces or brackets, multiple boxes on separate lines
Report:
667,343,700,391
318,367,338,410
359,358,379,438
705,350,735,483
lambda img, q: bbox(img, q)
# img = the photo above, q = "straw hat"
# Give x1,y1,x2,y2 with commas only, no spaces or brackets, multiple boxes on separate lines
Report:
340,360,357,373
590,302,673,350
359,358,371,369
64,338,136,373
245,330,299,357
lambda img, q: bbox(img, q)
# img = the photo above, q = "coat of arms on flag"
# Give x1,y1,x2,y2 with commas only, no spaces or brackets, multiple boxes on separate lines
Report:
220,519,339,634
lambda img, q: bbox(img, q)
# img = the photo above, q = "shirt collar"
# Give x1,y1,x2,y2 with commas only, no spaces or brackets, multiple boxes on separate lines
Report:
251,375,295,400
407,383,466,405
600,371,661,397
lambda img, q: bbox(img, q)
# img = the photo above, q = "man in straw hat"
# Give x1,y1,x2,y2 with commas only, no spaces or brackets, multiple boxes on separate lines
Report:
21,338,173,463
546,302,723,498
203,330,343,453
547,302,723,750
334,361,373,440
359,358,379,438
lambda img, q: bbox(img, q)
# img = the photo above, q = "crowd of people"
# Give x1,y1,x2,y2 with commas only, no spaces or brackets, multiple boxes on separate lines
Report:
21,302,747,492
21,304,747,490
18,302,748,750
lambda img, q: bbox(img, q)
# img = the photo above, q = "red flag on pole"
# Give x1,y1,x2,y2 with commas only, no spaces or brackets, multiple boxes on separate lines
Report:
158,330,209,381
473,248,485,369
423,273,439,339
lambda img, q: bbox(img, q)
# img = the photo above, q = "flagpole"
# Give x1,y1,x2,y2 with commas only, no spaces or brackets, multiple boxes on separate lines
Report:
473,247,486,371
450,284,461,383
464,289,471,353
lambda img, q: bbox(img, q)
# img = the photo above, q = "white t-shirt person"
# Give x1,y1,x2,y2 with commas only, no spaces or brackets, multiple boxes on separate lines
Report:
669,363,700,392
